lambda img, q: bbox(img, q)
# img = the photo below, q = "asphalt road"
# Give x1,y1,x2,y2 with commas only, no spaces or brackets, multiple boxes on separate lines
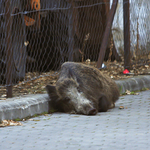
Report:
0,90,150,150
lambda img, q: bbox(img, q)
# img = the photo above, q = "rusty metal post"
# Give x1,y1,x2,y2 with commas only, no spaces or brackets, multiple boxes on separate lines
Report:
123,0,131,69
96,0,118,69
5,0,13,98
68,1,75,61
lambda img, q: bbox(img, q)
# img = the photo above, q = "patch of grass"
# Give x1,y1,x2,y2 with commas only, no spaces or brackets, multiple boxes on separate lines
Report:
120,92,127,96
130,91,136,95
31,112,48,118
121,87,149,96
14,111,48,121
41,111,48,115
33,114,38,117
14,118,22,121
120,87,147,96
49,109,57,113
119,86,123,93
141,87,149,91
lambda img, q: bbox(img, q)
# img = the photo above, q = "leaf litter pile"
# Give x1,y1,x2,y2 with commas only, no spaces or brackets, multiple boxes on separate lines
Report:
0,120,22,127
0,60,150,100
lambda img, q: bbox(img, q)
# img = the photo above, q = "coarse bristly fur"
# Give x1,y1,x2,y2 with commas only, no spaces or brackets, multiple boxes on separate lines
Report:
46,62,120,115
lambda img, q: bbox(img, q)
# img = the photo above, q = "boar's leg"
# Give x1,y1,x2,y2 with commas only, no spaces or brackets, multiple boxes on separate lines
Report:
46,85,71,112
98,94,111,112
46,85,60,107
46,85,59,100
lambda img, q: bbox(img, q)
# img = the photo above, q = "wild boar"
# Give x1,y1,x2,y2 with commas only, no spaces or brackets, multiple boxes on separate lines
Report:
46,62,119,115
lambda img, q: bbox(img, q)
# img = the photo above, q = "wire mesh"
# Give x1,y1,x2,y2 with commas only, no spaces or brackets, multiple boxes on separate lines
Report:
0,0,150,98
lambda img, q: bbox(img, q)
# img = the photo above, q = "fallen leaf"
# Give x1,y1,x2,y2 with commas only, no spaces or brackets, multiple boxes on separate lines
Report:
1,94,6,98
28,119,34,121
119,106,124,109
125,90,131,95
111,75,113,78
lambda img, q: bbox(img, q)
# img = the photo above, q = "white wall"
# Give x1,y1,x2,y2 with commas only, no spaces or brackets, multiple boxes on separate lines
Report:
110,0,150,56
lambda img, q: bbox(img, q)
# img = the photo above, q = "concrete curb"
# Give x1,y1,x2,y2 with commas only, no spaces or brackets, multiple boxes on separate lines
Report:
0,94,50,121
116,75,150,94
0,75,150,121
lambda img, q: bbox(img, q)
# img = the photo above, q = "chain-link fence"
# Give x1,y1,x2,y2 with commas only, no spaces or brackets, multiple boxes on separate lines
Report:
0,0,150,98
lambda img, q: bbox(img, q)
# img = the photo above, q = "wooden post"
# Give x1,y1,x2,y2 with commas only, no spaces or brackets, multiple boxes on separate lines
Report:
123,0,131,69
5,0,13,98
96,0,118,69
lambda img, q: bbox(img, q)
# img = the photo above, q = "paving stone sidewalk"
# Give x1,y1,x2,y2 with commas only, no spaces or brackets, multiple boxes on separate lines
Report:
0,90,150,150
0,75,150,121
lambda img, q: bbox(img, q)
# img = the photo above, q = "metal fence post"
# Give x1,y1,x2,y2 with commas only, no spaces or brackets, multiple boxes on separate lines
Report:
123,0,131,69
96,0,118,69
5,0,13,98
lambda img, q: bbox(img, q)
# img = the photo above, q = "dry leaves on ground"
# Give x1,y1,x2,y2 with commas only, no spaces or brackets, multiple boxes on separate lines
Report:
0,60,150,99
125,90,139,95
0,120,22,127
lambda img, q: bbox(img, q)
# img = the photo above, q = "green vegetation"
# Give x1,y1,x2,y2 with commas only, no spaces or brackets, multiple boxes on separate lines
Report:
14,111,48,121
119,86,123,94
121,87,149,96
49,109,57,113
14,118,22,121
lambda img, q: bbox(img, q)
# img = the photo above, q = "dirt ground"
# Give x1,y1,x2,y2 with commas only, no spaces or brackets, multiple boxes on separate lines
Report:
0,59,150,100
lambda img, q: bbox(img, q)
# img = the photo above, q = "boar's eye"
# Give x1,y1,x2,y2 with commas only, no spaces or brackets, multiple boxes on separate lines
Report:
64,97,70,102
77,87,81,93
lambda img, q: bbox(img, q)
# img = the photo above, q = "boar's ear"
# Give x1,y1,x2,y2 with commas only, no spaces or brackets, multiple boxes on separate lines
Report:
98,94,111,112
46,85,59,101
68,68,82,84
68,68,74,79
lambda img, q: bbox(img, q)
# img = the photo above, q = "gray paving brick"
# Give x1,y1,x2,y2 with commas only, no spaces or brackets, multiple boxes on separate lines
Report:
0,90,150,149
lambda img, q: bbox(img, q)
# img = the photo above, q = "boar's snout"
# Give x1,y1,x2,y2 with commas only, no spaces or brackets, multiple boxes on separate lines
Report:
88,108,97,115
